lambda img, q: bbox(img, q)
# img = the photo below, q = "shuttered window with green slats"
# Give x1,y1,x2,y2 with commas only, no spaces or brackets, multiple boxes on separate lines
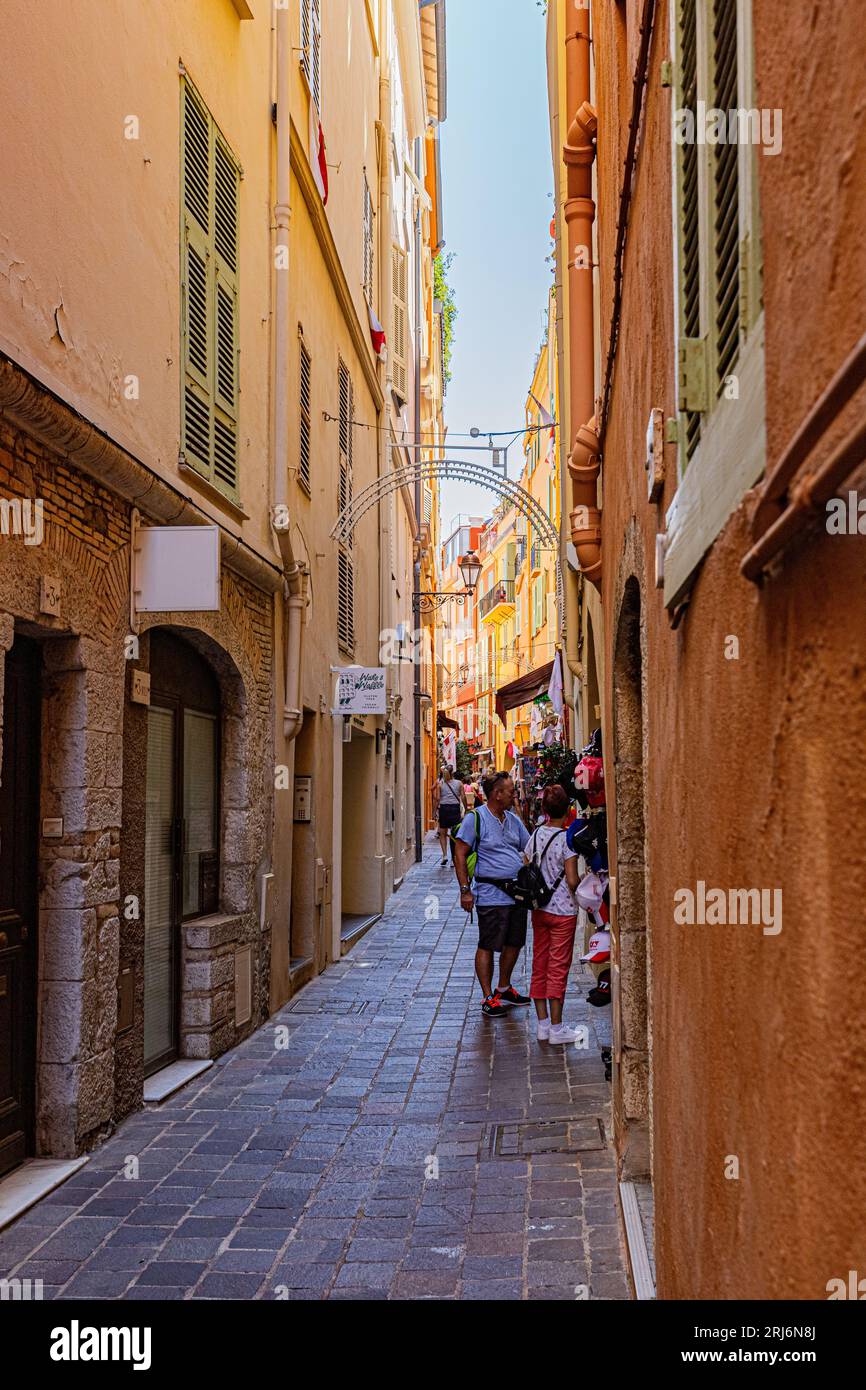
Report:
665,0,766,608
181,78,241,502
673,0,761,471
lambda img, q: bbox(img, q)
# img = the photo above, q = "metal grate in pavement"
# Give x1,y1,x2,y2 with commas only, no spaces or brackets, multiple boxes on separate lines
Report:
482,1115,606,1158
287,999,369,1015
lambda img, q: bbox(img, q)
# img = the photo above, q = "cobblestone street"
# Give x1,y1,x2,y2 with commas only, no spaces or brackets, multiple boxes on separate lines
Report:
0,841,629,1301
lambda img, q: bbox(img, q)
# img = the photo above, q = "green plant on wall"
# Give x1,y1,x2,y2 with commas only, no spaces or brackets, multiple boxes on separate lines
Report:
433,251,457,392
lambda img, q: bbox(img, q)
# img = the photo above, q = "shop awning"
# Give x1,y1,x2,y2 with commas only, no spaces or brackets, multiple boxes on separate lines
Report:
437,710,460,731
495,660,554,725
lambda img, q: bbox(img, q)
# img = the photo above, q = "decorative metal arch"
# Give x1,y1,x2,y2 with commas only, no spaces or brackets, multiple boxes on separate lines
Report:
330,457,564,636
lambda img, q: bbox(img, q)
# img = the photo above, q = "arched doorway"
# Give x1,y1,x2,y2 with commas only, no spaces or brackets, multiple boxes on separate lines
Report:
612,577,652,1181
144,631,220,1074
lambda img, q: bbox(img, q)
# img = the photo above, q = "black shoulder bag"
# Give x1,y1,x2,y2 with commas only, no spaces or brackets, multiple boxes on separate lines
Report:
510,829,566,909
476,828,566,908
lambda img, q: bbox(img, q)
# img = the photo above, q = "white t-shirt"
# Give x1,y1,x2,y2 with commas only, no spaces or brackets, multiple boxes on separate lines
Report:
525,825,578,917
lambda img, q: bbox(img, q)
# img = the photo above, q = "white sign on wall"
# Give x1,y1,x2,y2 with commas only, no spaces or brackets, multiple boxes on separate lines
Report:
133,525,221,613
333,667,387,716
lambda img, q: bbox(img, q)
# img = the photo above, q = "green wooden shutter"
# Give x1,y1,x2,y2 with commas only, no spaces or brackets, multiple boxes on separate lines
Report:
712,0,740,393
181,78,241,500
677,0,703,463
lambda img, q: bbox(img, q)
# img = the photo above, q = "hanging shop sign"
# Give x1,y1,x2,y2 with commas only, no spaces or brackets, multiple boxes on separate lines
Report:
133,525,221,613
332,666,387,716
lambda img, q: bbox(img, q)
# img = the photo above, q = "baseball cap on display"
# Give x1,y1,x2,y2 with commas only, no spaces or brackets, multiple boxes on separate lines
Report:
580,929,611,964
587,969,611,1007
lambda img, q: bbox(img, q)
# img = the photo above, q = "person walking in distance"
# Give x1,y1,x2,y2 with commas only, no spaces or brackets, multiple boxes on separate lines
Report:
525,783,582,1044
453,771,532,1018
433,765,466,866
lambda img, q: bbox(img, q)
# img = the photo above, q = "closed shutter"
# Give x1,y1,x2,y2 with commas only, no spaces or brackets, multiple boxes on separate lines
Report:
338,549,355,653
546,591,557,636
423,485,433,524
678,0,702,462
299,336,312,492
712,0,740,393
181,79,240,499
392,245,408,401
338,359,354,652
363,178,374,305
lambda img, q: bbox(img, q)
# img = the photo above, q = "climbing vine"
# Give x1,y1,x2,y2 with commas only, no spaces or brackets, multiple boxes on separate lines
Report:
433,250,457,393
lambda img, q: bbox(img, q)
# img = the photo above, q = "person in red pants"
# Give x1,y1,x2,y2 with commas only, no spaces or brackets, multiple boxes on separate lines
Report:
525,783,582,1044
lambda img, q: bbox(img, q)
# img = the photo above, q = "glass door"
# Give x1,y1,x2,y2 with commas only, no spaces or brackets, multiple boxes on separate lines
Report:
144,705,177,1073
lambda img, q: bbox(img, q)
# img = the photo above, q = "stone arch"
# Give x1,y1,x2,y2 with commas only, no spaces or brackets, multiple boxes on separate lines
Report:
120,605,273,1081
612,572,652,1181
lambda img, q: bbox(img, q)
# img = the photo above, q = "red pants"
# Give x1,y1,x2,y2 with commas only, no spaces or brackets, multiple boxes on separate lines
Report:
530,910,578,999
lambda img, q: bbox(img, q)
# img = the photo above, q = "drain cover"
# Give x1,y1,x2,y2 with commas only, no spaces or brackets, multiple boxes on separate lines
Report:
483,1115,606,1158
288,999,369,1015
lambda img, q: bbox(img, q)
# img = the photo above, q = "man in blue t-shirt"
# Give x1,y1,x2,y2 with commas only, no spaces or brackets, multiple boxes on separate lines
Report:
453,771,531,1018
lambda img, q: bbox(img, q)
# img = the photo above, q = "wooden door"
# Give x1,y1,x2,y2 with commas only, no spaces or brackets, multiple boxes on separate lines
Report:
0,636,41,1178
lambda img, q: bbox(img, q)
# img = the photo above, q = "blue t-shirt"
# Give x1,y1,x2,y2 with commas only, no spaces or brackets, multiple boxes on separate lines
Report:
457,804,529,907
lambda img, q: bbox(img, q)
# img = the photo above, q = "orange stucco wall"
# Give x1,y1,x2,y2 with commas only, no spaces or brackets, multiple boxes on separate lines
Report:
593,0,866,1298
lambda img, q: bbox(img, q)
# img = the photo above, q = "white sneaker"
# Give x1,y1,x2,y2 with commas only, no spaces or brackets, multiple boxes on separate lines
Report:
536,1019,551,1041
549,1023,580,1045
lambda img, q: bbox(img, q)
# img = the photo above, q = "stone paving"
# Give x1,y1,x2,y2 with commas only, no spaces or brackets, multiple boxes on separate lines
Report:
0,838,630,1301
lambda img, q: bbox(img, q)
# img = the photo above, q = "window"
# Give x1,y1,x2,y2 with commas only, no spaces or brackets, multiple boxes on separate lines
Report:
298,333,312,494
337,359,354,652
301,0,322,112
391,245,409,401
181,78,241,501
666,0,765,606
363,177,374,306
531,576,544,636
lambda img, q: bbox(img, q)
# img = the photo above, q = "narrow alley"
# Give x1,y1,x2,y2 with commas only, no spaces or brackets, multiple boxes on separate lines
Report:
0,842,626,1302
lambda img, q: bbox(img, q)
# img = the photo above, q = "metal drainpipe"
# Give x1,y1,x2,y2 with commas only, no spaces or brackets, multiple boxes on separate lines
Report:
413,135,424,863
563,3,602,588
274,2,304,742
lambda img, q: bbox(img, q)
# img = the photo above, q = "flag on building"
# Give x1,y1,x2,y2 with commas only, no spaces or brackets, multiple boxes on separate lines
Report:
368,305,387,358
529,391,557,460
309,98,328,205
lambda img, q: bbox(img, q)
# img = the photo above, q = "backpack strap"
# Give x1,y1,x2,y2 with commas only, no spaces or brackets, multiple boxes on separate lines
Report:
535,828,564,870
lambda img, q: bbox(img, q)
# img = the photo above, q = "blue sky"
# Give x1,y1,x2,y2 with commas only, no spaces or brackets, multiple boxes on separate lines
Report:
437,0,554,535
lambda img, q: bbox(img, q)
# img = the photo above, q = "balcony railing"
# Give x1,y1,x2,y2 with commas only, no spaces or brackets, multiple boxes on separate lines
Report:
479,579,516,624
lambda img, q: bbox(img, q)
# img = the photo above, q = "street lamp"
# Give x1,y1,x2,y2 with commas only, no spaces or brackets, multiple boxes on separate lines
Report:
458,550,482,594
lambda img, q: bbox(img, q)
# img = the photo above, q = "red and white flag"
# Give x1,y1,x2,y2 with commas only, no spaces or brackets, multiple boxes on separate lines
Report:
309,98,328,205
529,391,557,460
368,305,387,358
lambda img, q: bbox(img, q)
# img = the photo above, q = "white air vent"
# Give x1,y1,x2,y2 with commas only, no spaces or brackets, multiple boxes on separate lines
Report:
235,945,252,1027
